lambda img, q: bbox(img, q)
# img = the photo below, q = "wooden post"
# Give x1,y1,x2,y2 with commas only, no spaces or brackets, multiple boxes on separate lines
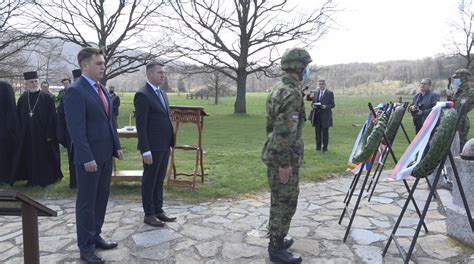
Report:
22,203,39,264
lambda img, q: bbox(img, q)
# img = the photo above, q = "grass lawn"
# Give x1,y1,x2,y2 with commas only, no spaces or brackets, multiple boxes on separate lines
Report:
2,93,472,203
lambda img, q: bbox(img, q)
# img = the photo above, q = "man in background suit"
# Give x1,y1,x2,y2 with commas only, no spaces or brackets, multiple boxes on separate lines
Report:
410,78,439,134
306,79,335,152
134,61,176,227
64,47,123,264
57,75,76,189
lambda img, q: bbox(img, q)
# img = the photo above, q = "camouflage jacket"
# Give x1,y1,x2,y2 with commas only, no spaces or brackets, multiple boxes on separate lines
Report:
453,83,474,114
261,74,306,168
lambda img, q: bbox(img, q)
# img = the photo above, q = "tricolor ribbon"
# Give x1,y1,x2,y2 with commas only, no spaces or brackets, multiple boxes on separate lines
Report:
347,103,386,173
390,101,455,180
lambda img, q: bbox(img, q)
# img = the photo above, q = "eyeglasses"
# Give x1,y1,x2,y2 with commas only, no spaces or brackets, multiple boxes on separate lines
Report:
420,83,429,85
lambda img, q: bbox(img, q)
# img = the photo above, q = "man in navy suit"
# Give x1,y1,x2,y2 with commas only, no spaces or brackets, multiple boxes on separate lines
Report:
64,47,123,264
306,79,335,152
134,61,176,227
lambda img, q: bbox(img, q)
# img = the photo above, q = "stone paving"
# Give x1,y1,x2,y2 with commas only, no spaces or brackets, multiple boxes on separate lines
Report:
1,172,473,263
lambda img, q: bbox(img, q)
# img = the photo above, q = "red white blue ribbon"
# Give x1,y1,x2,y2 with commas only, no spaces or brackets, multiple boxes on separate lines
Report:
390,101,455,180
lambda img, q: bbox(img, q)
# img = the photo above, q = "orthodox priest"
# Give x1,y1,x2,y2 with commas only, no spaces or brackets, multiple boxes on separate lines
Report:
0,81,18,184
11,71,63,187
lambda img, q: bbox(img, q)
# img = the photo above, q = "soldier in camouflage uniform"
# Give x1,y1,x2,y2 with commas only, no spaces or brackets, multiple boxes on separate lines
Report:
261,48,311,264
448,68,474,149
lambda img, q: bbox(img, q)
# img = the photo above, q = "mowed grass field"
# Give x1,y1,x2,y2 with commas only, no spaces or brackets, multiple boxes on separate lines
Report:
2,92,473,203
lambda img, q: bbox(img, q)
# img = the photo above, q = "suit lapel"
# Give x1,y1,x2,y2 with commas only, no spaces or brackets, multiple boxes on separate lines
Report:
80,77,109,118
145,83,167,113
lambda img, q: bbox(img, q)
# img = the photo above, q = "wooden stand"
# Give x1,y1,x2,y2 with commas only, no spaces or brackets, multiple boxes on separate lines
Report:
0,191,57,264
112,127,143,181
167,105,208,190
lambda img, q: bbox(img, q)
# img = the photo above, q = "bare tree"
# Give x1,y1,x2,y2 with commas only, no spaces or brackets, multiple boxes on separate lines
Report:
0,0,43,77
204,70,233,105
165,0,336,113
447,0,474,71
28,0,172,83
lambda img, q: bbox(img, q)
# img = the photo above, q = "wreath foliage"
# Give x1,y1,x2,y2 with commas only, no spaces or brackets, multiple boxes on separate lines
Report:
412,108,458,178
352,113,388,163
384,105,406,145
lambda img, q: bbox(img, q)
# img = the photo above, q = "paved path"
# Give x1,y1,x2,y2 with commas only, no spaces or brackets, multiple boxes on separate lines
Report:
1,173,473,263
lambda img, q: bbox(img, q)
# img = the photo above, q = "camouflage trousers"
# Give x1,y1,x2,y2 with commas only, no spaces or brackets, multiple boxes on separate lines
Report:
458,115,470,150
267,166,300,238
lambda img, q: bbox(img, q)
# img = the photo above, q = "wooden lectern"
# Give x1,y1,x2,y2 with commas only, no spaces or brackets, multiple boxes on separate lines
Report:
0,191,57,264
167,105,208,189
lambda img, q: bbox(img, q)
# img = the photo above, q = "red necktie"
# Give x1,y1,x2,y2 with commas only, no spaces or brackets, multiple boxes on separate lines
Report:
96,83,109,115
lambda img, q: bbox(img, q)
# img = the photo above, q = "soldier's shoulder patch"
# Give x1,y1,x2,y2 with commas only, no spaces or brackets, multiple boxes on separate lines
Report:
291,111,299,121
289,111,299,132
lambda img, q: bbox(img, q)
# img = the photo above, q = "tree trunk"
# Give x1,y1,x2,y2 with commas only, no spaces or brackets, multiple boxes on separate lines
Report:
215,82,218,105
234,70,247,114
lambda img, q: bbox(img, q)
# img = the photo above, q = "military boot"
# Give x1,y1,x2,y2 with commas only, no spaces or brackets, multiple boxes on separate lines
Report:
268,236,302,263
265,232,293,249
284,237,294,249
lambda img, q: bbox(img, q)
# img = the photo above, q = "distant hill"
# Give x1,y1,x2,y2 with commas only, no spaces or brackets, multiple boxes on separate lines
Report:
317,55,465,94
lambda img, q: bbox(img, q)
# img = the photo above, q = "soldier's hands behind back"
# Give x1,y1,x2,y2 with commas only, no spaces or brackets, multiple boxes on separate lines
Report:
279,166,293,184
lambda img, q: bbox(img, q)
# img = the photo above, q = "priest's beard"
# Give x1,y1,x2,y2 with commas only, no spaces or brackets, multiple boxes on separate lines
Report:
27,87,40,92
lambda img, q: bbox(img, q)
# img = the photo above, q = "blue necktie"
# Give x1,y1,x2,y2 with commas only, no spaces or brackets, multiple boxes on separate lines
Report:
156,89,167,111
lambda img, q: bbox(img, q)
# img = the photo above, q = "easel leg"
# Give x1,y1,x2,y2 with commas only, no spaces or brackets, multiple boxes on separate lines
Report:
382,176,421,257
340,165,363,223
366,148,386,193
343,165,361,203
367,148,390,201
341,168,372,242
405,158,446,263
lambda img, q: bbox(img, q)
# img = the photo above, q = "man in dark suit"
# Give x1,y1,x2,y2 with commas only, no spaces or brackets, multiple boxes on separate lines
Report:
134,61,176,227
64,47,123,264
108,85,120,129
57,76,76,189
410,78,440,134
306,79,335,152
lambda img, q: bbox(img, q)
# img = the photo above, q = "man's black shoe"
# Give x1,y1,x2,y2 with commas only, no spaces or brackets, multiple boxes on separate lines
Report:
156,212,176,222
80,252,104,264
95,237,118,250
144,215,165,227
316,148,321,151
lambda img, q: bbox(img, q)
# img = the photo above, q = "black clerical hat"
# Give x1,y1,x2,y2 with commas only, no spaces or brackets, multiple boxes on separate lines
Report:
23,71,38,80
72,69,82,79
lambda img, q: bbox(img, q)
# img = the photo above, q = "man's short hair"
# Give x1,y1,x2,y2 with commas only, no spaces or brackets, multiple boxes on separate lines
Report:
423,78,432,86
61,78,71,83
41,81,49,86
146,61,165,72
77,47,103,66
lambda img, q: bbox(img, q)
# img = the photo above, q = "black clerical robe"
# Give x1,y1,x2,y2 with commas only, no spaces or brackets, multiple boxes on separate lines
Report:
11,90,63,187
0,82,18,184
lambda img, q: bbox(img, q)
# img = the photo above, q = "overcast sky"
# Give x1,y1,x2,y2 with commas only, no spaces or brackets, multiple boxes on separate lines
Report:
310,0,458,65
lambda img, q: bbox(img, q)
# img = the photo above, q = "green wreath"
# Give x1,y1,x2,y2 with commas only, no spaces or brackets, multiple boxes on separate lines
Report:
352,113,388,163
412,108,458,178
384,105,406,145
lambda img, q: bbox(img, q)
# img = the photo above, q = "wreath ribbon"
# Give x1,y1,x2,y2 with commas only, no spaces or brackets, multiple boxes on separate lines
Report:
390,101,454,180
348,103,388,170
